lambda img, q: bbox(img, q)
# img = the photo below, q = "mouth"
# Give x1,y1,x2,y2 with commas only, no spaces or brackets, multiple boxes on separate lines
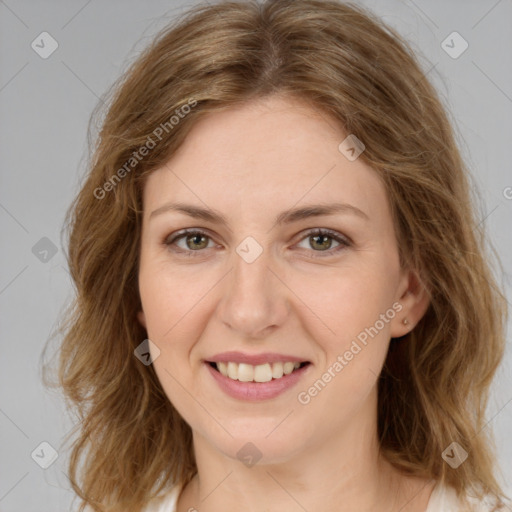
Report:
207,360,311,383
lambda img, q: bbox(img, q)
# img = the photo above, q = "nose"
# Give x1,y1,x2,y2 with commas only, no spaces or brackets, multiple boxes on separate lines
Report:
216,245,289,339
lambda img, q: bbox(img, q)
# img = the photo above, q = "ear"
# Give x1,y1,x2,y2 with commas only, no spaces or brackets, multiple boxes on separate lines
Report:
137,310,147,329
390,268,430,338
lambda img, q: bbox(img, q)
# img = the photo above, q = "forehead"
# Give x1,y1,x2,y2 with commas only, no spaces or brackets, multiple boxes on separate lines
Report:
142,95,388,223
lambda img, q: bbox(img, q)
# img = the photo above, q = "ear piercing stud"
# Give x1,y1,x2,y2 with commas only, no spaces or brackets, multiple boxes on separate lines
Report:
402,318,409,325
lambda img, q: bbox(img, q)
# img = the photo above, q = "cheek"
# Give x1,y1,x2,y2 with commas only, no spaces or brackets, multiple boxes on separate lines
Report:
295,290,393,418
291,264,399,414
289,262,398,344
139,268,206,419
138,263,215,342
138,265,215,410
287,262,398,401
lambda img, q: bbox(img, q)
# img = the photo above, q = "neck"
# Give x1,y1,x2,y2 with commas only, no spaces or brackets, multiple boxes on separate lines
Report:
177,389,433,512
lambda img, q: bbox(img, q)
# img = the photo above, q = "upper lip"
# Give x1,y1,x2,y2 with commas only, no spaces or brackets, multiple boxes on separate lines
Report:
206,351,309,365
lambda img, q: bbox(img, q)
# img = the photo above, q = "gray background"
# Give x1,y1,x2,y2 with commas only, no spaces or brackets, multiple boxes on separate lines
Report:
0,0,511,510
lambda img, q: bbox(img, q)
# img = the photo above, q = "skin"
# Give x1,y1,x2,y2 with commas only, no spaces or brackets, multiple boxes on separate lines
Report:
137,94,433,512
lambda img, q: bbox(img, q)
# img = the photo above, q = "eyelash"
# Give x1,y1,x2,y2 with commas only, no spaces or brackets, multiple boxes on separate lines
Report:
163,228,351,259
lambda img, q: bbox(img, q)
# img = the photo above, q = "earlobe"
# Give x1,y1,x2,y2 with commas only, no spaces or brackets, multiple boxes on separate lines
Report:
137,310,147,329
390,269,430,338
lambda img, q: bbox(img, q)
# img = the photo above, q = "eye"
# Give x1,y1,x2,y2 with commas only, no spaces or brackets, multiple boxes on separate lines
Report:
164,229,216,255
294,228,351,258
163,227,351,258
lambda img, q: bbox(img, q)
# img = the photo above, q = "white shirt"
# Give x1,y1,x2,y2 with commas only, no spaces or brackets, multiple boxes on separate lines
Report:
425,483,497,512
143,482,496,511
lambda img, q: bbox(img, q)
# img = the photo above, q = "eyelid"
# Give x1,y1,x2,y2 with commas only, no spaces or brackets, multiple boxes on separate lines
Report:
293,228,351,258
164,228,219,254
164,227,352,257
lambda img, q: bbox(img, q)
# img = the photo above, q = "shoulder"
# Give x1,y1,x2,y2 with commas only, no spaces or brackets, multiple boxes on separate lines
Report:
426,483,504,512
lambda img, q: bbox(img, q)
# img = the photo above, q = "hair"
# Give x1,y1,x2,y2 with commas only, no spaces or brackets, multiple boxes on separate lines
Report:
41,0,509,511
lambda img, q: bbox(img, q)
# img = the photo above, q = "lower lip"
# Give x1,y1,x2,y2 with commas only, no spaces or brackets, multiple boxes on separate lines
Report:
205,362,311,401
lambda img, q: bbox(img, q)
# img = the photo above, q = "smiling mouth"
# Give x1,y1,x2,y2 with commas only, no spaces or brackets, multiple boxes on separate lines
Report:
207,361,310,383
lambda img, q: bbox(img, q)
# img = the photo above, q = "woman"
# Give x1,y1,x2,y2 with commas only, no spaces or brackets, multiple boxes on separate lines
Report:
43,0,510,510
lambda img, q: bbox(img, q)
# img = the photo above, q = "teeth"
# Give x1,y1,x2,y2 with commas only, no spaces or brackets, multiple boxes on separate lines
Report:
238,363,254,382
254,363,272,383
214,361,304,382
217,362,228,377
227,362,238,380
283,362,295,375
272,362,284,379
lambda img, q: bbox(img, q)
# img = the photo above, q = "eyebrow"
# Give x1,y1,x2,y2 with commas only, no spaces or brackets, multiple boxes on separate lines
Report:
149,201,370,227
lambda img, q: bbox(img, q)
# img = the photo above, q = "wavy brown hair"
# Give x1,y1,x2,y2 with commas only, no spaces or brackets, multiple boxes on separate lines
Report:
42,0,510,510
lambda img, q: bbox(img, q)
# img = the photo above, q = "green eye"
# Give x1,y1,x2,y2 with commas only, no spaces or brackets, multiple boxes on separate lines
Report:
165,230,214,254
164,228,351,258
295,228,350,257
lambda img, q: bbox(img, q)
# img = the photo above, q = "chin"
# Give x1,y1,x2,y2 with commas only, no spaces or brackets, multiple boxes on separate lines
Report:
202,419,311,466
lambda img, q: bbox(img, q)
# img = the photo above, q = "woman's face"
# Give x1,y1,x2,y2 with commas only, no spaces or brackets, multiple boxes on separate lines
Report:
137,95,421,464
